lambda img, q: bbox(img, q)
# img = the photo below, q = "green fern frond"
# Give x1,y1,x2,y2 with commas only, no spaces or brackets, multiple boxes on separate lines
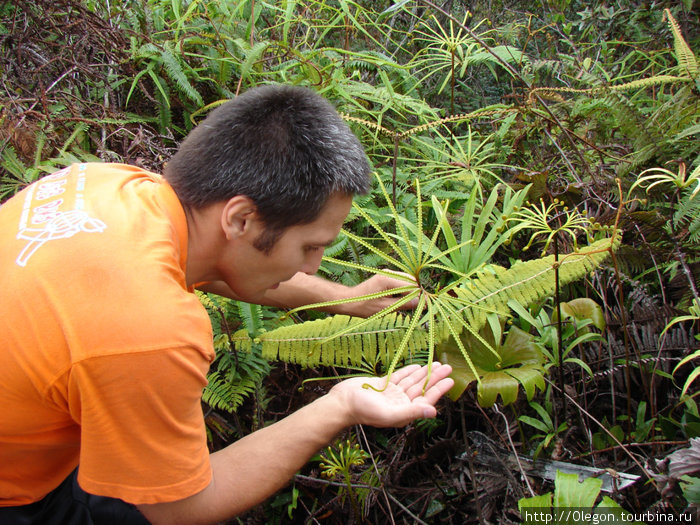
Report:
665,8,698,78
231,236,620,371
674,191,700,242
345,50,401,73
202,370,258,412
196,290,217,310
236,39,270,82
234,312,444,368
528,75,693,105
339,112,394,137
161,42,204,106
0,146,27,179
238,301,264,337
399,106,516,138
608,75,694,92
153,79,173,130
339,106,516,140
462,45,528,77
454,235,621,328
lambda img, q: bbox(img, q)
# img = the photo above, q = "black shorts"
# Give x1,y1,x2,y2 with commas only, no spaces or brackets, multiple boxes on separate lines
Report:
0,469,151,525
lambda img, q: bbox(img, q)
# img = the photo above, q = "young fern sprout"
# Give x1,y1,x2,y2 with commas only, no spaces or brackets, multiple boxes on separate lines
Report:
511,198,595,255
319,439,369,479
629,161,700,200
318,438,370,520
411,12,483,96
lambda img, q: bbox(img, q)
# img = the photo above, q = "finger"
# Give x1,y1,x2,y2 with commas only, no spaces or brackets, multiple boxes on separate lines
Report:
378,269,416,285
393,363,431,390
388,364,422,384
396,362,448,391
392,379,453,424
417,376,455,406
403,363,453,399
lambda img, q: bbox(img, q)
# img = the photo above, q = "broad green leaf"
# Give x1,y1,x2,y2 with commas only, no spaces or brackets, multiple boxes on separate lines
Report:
553,471,602,509
506,366,546,400
680,476,700,504
595,496,645,524
439,321,545,406
479,371,519,406
518,492,552,516
528,401,556,433
519,415,552,434
556,298,606,331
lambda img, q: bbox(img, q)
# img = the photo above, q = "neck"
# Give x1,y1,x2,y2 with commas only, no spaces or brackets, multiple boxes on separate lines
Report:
184,203,225,287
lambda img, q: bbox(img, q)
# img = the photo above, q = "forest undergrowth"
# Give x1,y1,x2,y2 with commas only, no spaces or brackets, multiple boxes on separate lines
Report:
1,0,699,523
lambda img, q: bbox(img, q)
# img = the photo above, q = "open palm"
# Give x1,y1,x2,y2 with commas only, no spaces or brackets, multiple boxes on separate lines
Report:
330,363,454,428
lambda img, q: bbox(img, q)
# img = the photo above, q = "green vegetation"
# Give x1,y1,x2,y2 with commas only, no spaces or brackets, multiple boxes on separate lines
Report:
2,0,698,522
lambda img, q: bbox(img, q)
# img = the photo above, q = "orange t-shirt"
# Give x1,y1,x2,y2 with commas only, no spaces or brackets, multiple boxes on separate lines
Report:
0,163,216,506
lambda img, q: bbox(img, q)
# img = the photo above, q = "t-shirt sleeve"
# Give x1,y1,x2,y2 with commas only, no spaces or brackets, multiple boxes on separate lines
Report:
67,347,213,504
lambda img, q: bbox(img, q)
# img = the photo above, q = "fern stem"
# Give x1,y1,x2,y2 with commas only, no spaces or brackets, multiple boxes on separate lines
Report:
249,0,255,47
365,292,428,392
492,405,536,498
450,47,455,117
392,134,399,206
610,251,642,436
344,470,363,524
553,236,567,425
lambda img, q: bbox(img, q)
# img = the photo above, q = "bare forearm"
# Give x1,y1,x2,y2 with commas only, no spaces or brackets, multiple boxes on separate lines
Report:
259,273,355,312
199,272,415,317
199,273,350,310
138,394,351,525
138,363,453,524
207,394,348,517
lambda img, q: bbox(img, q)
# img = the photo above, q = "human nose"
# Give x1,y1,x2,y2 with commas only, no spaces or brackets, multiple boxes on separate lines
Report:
300,249,324,275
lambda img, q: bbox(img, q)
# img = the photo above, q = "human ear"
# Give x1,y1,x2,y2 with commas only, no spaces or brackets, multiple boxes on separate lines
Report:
221,195,258,240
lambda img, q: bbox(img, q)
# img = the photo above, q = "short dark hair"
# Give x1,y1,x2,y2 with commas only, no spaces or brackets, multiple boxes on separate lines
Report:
164,84,370,251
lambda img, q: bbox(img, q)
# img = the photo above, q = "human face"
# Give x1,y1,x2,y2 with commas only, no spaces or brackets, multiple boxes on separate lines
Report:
218,192,353,303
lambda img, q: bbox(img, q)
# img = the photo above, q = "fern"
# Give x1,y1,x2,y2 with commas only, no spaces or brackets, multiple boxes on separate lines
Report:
233,312,445,369
198,293,272,414
233,39,270,84
238,301,264,337
231,236,620,371
455,236,619,325
161,41,204,106
202,369,259,412
674,189,700,244
528,75,695,106
227,173,621,394
665,8,698,79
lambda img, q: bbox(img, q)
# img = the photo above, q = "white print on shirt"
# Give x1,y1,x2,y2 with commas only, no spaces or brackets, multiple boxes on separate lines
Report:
15,164,107,267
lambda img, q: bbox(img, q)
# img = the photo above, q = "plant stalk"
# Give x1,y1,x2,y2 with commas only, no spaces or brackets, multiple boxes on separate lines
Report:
554,236,567,424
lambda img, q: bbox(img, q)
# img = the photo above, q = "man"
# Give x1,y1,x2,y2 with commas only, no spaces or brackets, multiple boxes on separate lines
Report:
0,84,453,524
